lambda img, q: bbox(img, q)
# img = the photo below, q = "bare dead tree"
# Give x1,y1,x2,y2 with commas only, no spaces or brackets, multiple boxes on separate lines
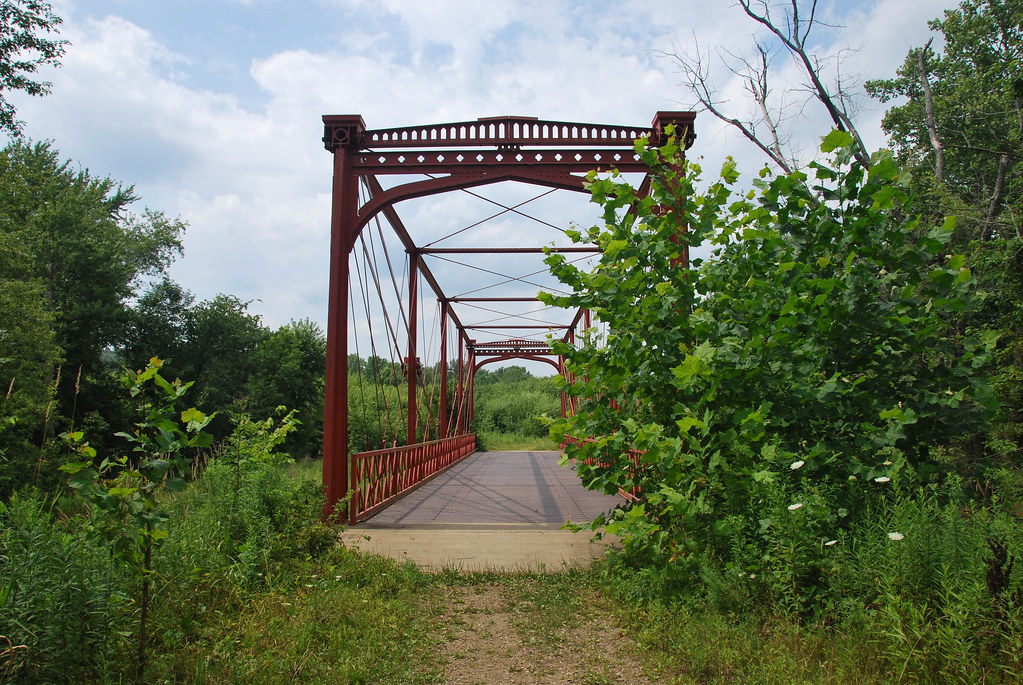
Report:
663,35,798,174
662,0,870,172
918,38,945,182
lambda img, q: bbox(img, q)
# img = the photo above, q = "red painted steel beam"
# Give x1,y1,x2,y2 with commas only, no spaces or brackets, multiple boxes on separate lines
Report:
324,114,696,150
359,116,660,149
323,114,365,521
353,169,590,245
447,297,542,302
422,247,598,254
464,325,568,329
406,252,419,446
439,302,448,439
352,149,647,174
473,355,561,374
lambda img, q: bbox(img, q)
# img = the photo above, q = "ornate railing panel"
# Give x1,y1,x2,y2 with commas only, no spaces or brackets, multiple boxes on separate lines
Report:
349,433,477,522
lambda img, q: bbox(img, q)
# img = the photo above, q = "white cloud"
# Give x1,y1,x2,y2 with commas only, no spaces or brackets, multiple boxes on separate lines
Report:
7,0,962,338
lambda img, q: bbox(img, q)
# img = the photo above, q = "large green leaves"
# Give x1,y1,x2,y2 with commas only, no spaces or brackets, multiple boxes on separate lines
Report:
546,131,996,603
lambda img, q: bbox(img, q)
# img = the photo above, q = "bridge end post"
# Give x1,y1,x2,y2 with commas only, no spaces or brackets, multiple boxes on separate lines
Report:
322,114,366,521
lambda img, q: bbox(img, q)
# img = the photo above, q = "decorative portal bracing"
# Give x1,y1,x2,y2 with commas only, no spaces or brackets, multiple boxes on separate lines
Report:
322,112,696,522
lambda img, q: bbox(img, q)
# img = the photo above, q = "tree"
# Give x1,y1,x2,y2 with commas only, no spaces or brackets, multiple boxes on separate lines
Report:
122,277,196,375
543,132,996,610
0,140,184,489
0,0,67,136
183,295,266,437
0,277,59,497
866,0,1023,461
866,0,1022,240
663,0,869,173
0,141,184,373
246,319,326,457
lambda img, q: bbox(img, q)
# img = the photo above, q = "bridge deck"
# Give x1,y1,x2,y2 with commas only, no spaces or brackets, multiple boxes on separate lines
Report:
361,450,621,526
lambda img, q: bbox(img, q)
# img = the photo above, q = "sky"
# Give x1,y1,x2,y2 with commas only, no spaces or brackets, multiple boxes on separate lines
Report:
8,0,959,372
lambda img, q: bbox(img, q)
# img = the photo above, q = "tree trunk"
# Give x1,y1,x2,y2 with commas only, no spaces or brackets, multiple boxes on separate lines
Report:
986,153,1012,231
137,528,151,683
918,40,945,183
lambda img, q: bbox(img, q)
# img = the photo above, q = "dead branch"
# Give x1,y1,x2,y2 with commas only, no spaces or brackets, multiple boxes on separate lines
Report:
918,38,945,182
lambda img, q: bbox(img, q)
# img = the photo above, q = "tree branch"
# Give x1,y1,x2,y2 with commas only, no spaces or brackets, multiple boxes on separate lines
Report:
918,38,945,182
986,153,1012,229
739,0,870,167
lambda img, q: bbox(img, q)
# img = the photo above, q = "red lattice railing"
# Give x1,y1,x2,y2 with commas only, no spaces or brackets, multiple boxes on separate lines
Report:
565,437,643,502
350,434,477,522
364,117,655,149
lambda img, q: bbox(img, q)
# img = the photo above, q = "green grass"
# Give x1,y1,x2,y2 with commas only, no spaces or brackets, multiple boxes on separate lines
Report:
152,549,444,683
476,430,560,451
8,458,1020,684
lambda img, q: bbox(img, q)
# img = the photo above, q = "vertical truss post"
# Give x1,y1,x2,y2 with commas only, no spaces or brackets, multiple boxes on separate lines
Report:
407,252,420,445
322,115,366,520
455,335,465,434
559,352,568,419
467,347,477,428
440,302,449,439
567,328,577,416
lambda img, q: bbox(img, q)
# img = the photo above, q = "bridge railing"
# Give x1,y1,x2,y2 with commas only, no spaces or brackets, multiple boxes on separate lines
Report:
564,437,643,502
349,433,477,522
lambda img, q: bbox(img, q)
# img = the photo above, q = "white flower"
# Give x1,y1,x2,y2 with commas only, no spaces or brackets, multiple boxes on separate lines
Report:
888,532,905,541
790,460,805,470
787,502,803,511
875,476,891,483
824,539,838,547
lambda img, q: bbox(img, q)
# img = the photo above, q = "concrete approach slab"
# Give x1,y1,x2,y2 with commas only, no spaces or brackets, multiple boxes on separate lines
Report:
340,451,624,571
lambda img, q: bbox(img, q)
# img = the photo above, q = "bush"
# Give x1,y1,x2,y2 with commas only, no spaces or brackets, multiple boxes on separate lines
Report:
546,130,1001,621
0,490,126,683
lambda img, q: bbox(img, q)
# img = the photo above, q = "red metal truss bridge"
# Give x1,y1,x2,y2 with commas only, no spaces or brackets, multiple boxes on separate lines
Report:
321,112,696,522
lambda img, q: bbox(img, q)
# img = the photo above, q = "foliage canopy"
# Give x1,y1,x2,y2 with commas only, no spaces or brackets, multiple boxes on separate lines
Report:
544,130,997,608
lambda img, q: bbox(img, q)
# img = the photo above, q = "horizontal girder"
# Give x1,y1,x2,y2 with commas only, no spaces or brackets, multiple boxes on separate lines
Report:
323,112,698,153
352,148,647,174
470,339,555,357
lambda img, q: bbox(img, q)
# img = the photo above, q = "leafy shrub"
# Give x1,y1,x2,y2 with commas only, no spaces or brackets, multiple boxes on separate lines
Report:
0,490,125,683
545,130,998,615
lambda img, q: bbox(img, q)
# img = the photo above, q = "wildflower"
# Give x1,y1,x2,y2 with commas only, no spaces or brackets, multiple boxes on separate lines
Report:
874,476,891,483
888,532,904,541
788,502,803,511
790,460,805,470
824,540,838,547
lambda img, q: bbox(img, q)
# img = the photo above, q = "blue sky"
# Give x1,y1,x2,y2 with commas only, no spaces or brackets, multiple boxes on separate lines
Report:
9,0,958,371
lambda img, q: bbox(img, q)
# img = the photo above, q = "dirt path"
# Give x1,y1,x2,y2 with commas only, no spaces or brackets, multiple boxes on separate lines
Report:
432,577,655,684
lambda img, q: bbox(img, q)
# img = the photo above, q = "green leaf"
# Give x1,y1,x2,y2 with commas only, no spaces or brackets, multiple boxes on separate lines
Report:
676,416,706,434
145,459,173,479
820,129,854,153
181,407,207,424
604,239,629,258
164,477,188,492
68,469,98,489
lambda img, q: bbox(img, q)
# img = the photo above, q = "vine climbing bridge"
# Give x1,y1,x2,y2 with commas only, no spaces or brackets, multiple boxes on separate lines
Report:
321,111,696,523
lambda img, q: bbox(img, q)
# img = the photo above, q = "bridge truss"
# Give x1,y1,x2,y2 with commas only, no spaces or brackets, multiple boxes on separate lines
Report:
322,112,696,521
